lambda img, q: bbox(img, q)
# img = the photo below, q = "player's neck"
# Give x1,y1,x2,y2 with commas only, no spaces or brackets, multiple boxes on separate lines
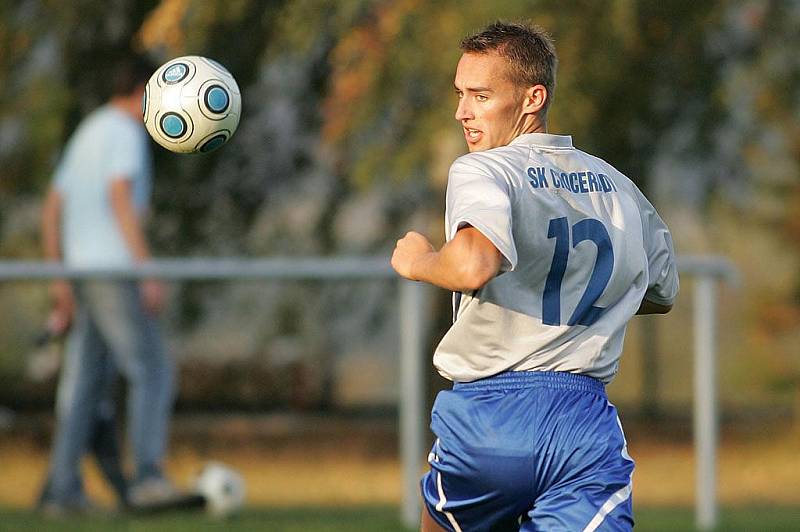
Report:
110,94,141,121
515,114,548,139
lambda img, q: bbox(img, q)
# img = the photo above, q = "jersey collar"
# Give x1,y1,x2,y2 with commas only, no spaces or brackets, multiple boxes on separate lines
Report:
510,133,573,149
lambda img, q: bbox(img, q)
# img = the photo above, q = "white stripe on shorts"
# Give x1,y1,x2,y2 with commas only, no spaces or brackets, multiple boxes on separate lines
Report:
583,408,635,531
583,482,632,532
430,441,462,532
435,470,463,532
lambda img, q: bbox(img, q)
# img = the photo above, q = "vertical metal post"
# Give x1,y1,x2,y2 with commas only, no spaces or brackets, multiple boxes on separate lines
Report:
694,276,718,530
399,280,425,528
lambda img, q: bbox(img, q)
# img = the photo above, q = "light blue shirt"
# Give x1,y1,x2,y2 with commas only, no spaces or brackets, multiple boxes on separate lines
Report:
53,105,153,267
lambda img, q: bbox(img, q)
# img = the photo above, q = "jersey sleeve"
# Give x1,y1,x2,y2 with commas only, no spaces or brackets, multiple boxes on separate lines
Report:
52,133,78,192
634,187,679,306
446,155,517,272
52,152,69,192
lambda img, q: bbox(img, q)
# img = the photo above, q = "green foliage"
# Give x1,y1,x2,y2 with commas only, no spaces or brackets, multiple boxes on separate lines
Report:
3,0,797,242
311,0,730,191
0,0,798,401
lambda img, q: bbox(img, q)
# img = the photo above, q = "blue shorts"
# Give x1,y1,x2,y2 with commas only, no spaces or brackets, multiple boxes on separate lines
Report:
421,371,634,531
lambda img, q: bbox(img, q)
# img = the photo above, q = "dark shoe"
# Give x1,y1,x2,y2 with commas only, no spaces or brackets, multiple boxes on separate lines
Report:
38,496,104,519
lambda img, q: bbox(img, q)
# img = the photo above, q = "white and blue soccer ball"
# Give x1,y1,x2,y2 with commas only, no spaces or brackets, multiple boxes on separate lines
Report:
194,461,246,518
143,55,241,154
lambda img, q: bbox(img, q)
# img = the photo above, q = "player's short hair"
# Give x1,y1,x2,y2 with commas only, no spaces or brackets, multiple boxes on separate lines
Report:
110,53,155,97
460,21,557,115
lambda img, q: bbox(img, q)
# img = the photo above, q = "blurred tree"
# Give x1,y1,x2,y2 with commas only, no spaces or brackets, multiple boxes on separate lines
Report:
0,0,798,413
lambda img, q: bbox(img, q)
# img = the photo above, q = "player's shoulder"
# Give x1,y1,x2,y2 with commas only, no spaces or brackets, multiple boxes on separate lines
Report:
62,107,113,157
450,150,498,172
450,144,526,176
79,106,135,141
577,149,624,176
69,106,106,137
576,148,662,218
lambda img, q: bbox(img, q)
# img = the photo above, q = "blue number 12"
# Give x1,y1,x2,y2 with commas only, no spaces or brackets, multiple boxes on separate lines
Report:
542,217,614,326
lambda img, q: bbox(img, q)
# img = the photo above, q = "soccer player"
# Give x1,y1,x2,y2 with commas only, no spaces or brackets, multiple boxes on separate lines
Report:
392,22,678,531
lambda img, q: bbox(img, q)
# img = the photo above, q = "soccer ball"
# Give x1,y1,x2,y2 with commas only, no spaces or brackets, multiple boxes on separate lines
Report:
143,55,241,154
194,462,246,518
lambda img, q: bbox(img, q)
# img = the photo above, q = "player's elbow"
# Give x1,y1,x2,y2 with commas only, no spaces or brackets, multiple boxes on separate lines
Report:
455,261,498,291
445,228,503,291
41,189,61,231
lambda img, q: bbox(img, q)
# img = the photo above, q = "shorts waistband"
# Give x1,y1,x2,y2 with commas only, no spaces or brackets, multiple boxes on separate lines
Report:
453,371,606,396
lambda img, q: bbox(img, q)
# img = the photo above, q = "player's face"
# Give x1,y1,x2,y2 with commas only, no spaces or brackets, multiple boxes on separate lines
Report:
454,52,530,152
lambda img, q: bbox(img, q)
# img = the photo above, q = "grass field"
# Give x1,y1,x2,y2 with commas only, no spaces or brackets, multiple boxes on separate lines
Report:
3,415,799,531
5,417,800,508
1,505,799,531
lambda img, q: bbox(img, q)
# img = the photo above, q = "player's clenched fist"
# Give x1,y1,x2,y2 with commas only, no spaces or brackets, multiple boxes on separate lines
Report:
391,231,435,280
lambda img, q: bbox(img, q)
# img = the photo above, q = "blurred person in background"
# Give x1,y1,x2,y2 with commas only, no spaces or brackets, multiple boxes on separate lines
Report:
392,21,678,531
35,315,129,512
38,53,179,515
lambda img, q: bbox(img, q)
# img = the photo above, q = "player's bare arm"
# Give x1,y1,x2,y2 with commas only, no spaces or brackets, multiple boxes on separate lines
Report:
391,225,502,292
109,177,151,263
42,187,63,263
41,187,74,321
109,177,164,314
107,84,152,266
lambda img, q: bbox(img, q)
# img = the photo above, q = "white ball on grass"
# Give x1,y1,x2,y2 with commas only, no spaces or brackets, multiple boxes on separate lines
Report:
194,461,246,518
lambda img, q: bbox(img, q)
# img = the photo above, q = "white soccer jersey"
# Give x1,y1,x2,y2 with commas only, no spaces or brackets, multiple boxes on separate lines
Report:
434,133,678,384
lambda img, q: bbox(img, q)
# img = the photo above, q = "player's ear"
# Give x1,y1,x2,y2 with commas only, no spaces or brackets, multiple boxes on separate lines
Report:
521,84,547,115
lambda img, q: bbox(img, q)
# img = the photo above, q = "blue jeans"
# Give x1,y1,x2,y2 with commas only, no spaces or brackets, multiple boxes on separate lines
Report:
46,281,175,504
39,353,128,506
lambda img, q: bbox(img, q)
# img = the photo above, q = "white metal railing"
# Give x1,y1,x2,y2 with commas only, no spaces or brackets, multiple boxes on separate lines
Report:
0,255,736,529
0,257,426,527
